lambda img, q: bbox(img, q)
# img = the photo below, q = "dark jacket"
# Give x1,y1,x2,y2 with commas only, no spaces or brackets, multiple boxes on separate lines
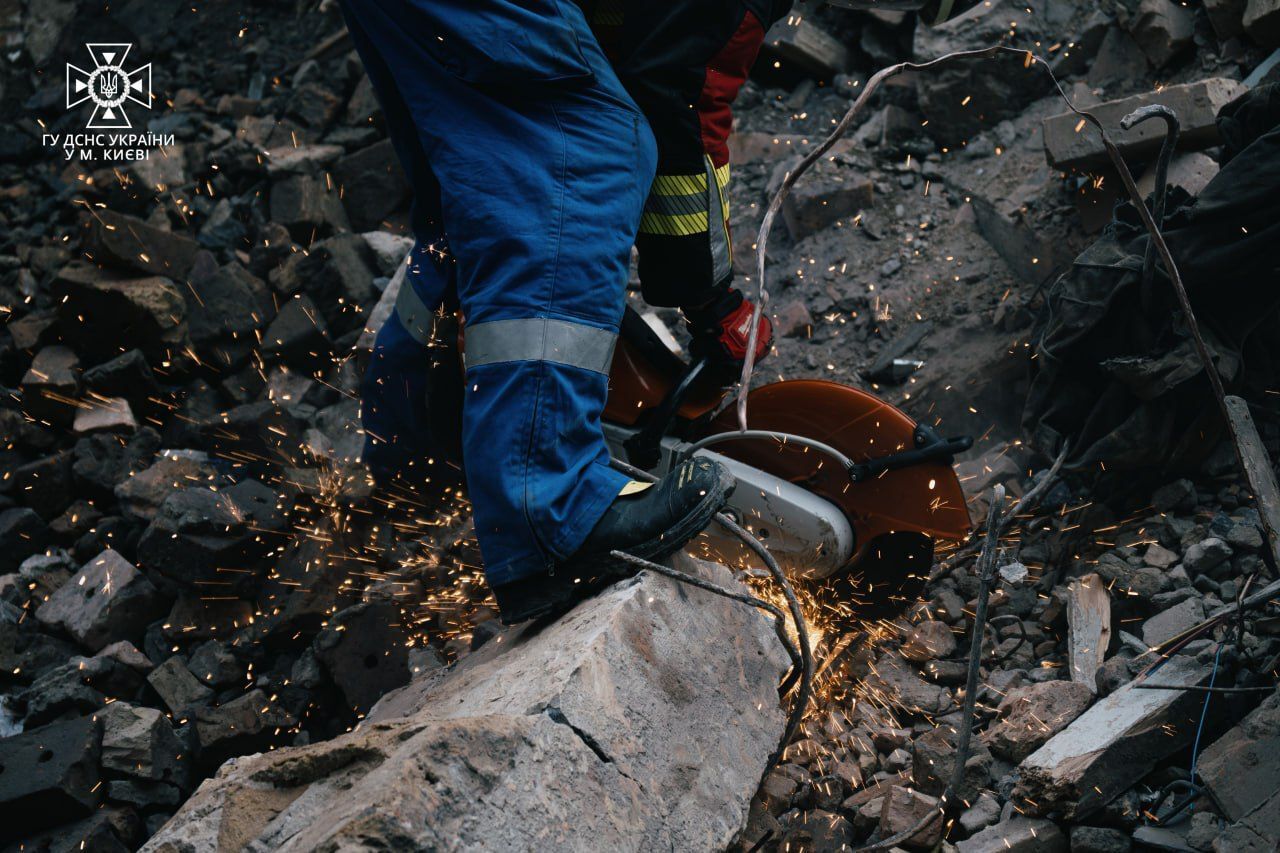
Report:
576,0,794,305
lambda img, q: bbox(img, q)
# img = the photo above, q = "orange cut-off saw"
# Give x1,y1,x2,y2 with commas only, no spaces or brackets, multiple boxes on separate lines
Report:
599,307,972,585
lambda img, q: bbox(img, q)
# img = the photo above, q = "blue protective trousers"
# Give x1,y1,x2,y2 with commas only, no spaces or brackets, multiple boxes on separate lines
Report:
345,0,658,585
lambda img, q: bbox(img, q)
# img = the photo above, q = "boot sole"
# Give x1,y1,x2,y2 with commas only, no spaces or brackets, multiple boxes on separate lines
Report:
497,580,575,626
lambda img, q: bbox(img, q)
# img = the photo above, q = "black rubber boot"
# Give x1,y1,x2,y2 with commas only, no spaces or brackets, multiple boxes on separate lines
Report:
492,457,735,625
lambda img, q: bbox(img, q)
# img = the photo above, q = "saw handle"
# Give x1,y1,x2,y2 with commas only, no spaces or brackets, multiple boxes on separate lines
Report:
623,357,712,470
846,425,972,483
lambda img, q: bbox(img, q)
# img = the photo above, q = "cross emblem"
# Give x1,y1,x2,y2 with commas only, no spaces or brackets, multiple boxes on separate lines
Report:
66,43,153,130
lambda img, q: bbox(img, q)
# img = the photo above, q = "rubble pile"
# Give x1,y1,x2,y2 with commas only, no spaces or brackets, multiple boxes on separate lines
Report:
1,4,504,848
0,0,1277,851
713,1,1280,849
743,463,1280,851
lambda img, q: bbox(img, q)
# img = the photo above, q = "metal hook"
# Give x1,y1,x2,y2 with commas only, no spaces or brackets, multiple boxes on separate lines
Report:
1120,105,1181,293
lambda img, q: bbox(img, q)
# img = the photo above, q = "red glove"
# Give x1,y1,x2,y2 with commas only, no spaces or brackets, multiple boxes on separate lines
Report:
685,288,772,367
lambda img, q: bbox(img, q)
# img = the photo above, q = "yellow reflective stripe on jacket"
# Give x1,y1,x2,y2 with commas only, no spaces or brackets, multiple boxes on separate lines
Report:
714,161,730,190
640,209,709,236
640,163,731,236
714,161,730,221
651,172,707,197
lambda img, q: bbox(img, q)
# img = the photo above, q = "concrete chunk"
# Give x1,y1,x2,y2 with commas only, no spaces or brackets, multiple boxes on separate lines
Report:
863,653,951,714
763,1,851,79
107,779,182,812
83,209,201,279
967,192,1061,284
20,345,81,426
53,263,190,361
983,680,1095,762
361,231,414,277
878,786,942,850
727,132,811,164
0,504,48,571
1142,597,1205,647
264,144,344,176
1129,0,1195,67
900,620,956,662
1245,0,1280,46
782,170,874,240
147,656,213,715
80,348,160,406
1042,79,1246,171
192,689,296,769
36,548,164,652
1137,152,1220,199
1205,0,1247,40
1069,825,1132,852
98,702,188,787
0,715,102,838
912,0,1053,145
313,601,410,711
1183,537,1232,574
1014,655,1212,818
958,791,1001,835
334,139,410,232
1197,690,1280,821
262,293,331,367
269,174,350,241
1215,786,1280,851
1088,26,1150,90
73,396,137,434
956,816,1066,853
143,558,789,852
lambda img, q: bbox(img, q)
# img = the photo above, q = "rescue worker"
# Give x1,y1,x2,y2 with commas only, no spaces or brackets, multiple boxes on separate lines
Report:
346,0,788,626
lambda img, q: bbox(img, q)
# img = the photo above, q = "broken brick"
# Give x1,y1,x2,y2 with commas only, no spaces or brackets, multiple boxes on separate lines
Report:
98,701,189,788
0,715,102,837
83,209,201,280
1042,79,1246,171
1197,690,1280,821
36,548,164,652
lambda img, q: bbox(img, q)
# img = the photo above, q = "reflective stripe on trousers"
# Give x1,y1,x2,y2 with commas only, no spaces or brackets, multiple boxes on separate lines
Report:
394,270,440,346
464,317,617,375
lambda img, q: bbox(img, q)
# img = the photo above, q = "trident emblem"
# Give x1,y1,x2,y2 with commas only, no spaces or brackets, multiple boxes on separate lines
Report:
99,72,119,100
66,43,152,130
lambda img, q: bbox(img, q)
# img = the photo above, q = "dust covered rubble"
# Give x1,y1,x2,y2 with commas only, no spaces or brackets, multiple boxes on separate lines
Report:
736,461,1280,852
729,4,1280,847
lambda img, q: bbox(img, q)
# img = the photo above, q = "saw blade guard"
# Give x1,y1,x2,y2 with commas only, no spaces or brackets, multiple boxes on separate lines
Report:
699,379,972,568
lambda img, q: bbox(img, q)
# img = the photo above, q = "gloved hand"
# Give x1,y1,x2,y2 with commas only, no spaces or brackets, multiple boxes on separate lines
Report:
684,287,773,370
